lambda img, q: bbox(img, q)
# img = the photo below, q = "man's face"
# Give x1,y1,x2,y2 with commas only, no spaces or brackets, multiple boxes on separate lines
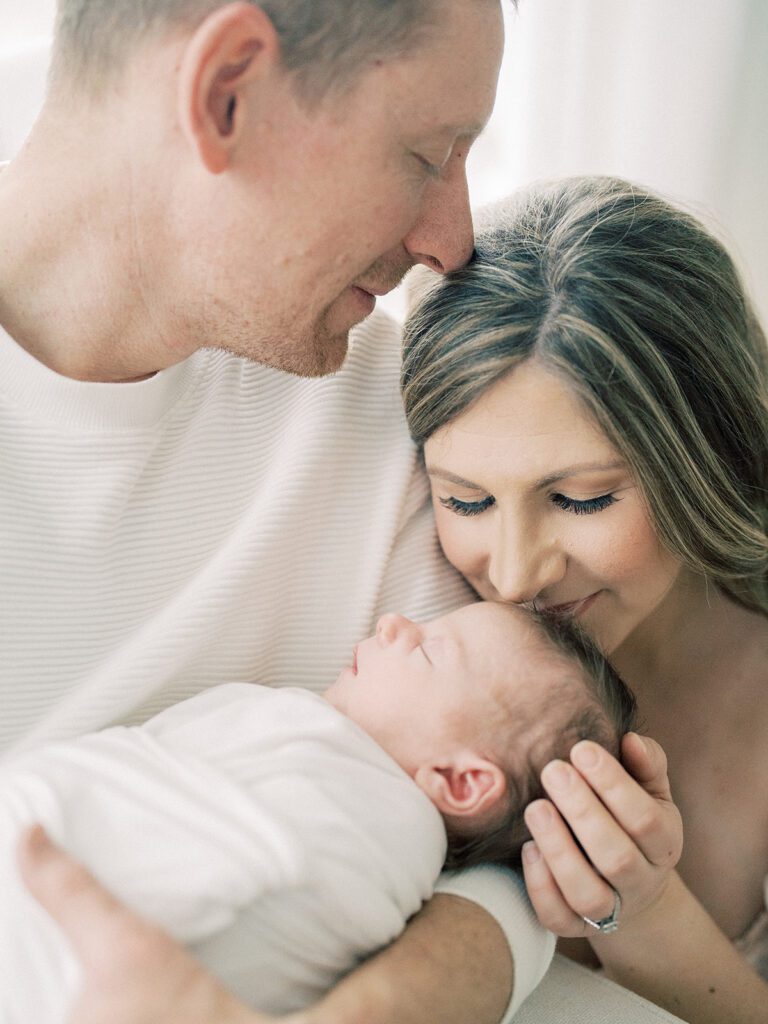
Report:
193,1,504,375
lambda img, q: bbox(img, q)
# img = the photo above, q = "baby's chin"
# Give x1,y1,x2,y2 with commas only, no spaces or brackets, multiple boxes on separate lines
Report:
322,667,353,711
321,678,338,703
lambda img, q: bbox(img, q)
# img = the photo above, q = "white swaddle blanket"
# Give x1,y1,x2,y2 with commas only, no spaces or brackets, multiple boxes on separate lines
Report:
0,684,446,1022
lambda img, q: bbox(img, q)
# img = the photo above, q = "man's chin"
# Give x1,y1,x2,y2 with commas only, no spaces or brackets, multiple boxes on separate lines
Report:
213,331,349,378
212,300,366,377
294,301,378,377
301,328,351,377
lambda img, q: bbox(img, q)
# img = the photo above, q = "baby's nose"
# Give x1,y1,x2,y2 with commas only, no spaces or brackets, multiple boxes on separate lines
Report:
375,613,419,648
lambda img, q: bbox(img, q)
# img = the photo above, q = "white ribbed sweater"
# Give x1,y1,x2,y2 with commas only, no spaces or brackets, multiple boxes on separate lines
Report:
0,309,554,1016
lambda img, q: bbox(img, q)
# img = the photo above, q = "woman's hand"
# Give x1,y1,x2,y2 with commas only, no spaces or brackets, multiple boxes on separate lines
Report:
17,826,282,1024
521,732,684,938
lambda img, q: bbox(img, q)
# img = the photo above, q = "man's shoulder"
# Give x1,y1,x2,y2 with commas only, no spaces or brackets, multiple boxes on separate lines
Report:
332,307,407,407
186,309,411,457
346,307,404,369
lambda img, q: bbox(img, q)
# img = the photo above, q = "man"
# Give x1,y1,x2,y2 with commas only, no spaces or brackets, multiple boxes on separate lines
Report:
1,1,553,1021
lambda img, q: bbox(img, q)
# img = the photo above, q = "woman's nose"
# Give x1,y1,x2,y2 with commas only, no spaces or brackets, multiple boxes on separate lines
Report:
376,613,420,648
486,519,566,606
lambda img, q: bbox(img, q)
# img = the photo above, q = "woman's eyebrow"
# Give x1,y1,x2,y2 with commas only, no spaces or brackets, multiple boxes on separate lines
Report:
426,461,625,492
535,461,625,490
425,465,482,489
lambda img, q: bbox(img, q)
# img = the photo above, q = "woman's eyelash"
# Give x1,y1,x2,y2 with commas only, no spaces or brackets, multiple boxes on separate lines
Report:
439,495,496,517
439,493,617,517
551,493,617,515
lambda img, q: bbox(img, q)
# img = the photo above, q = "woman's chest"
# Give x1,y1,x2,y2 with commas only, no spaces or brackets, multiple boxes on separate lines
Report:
647,704,768,939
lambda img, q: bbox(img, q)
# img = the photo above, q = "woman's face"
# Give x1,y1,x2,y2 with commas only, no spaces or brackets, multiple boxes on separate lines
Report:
423,359,682,654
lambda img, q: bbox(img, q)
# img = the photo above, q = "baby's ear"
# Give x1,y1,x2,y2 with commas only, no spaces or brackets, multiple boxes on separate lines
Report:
415,756,506,819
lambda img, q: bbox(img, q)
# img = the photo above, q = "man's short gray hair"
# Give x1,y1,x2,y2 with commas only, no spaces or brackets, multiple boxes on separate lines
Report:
51,0,440,96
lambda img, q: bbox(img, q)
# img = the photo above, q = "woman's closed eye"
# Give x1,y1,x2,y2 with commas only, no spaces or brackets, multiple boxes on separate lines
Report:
551,492,618,515
438,491,619,518
438,494,496,517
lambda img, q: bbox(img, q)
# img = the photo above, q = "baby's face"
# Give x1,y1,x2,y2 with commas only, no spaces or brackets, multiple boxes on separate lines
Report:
324,602,544,775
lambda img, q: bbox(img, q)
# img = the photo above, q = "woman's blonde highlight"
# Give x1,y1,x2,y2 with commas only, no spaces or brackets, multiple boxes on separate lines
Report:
402,176,768,614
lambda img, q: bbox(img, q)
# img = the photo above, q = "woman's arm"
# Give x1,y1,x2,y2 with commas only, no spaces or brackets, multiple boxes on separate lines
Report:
18,827,515,1024
592,872,768,1024
522,733,768,1024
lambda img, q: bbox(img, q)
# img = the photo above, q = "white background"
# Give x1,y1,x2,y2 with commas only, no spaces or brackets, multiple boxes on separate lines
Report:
1,0,767,322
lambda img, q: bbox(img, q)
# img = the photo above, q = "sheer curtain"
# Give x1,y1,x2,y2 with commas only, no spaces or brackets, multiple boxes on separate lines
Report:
2,0,767,320
0,0,55,55
468,0,768,323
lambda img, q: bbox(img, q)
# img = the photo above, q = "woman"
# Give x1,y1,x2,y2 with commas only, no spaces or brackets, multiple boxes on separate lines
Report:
402,175,768,1024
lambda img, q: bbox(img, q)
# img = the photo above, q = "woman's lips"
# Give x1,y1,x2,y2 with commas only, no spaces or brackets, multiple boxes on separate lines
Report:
540,591,601,619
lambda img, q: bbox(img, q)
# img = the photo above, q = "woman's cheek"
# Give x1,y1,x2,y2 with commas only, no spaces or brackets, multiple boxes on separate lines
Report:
605,501,671,582
433,505,479,577
582,504,682,650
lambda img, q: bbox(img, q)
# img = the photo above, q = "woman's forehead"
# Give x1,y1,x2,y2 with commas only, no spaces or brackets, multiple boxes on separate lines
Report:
435,361,602,440
425,373,620,487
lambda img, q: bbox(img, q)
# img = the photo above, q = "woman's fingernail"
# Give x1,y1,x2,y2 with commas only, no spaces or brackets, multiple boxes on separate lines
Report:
526,802,553,829
542,760,571,790
572,742,600,769
627,732,650,755
522,841,541,865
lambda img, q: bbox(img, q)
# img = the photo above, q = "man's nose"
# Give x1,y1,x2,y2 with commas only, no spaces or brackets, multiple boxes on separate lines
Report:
486,517,566,606
376,613,420,648
403,159,474,275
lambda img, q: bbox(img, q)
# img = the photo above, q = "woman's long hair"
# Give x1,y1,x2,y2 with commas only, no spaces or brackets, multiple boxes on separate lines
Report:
402,176,768,614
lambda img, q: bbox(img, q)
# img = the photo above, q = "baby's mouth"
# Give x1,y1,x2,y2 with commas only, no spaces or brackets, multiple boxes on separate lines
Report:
352,645,359,675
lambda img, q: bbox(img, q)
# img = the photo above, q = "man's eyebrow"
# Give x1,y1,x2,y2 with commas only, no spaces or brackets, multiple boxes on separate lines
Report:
427,121,487,145
455,121,486,139
451,123,489,148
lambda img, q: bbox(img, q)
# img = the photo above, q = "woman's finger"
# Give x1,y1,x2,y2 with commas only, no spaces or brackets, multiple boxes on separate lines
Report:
523,797,620,925
620,733,673,799
521,837,591,938
538,759,652,894
567,741,683,869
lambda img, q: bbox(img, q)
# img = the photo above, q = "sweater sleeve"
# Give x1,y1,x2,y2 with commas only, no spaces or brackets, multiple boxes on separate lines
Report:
372,454,476,623
436,865,555,1021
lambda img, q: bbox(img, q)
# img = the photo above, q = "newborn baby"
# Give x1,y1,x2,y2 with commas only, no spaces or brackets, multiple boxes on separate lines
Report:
0,602,635,1022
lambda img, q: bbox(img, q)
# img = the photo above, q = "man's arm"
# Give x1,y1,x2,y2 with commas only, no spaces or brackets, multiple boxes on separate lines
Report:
19,827,515,1024
292,894,513,1024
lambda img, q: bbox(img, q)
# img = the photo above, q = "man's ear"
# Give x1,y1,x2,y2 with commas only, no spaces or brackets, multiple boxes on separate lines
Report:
177,2,281,174
414,756,507,820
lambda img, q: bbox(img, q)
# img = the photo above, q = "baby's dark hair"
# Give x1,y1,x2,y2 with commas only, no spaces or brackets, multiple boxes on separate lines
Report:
444,611,638,871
